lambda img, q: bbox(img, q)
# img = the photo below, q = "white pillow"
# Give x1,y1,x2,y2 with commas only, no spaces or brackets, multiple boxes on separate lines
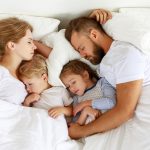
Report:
42,29,81,86
0,13,60,40
102,9,150,55
41,29,97,87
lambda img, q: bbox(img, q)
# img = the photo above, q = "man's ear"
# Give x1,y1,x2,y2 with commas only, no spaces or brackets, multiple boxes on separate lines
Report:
6,41,16,51
89,29,98,41
42,73,48,81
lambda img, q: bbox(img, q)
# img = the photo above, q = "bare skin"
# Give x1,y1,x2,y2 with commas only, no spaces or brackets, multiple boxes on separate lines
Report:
34,40,52,58
68,80,142,139
67,9,143,139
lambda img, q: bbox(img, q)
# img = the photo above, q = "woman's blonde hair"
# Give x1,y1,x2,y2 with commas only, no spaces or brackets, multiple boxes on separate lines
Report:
0,17,33,56
19,54,47,79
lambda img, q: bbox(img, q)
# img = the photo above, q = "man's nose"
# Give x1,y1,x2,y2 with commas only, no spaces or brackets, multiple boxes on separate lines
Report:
80,51,86,57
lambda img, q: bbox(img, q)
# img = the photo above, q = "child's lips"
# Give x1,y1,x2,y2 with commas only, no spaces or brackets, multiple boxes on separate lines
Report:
74,90,79,94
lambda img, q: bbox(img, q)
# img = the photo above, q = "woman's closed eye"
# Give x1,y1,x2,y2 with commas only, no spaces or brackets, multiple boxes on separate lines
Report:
28,39,33,44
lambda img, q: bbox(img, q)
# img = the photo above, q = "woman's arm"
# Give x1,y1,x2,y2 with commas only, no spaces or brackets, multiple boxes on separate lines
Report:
34,40,52,58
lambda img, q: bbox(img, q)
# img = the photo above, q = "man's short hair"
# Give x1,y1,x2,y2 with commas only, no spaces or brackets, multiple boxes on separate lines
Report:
65,17,104,42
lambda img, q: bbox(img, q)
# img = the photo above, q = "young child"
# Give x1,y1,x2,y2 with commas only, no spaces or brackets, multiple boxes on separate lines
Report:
60,59,116,125
18,54,73,119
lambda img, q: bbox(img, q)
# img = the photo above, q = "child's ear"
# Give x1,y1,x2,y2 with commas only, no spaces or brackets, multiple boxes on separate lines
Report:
41,73,48,81
83,70,89,80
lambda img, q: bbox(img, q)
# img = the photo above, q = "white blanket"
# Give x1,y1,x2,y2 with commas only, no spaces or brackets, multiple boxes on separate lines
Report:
83,85,150,150
0,100,83,150
1,85,150,150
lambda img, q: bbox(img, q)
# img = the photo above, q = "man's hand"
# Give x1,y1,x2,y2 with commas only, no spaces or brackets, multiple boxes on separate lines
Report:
23,93,40,107
89,9,112,24
68,123,84,139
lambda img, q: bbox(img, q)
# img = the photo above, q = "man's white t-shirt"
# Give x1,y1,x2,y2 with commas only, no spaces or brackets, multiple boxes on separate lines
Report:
33,86,73,110
98,41,150,87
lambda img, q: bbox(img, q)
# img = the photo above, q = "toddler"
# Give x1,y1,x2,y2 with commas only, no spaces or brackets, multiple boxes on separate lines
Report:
19,54,73,118
60,59,116,125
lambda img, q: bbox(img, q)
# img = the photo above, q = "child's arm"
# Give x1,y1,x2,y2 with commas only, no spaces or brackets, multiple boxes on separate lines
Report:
92,78,116,110
34,40,52,58
76,106,101,125
48,105,73,118
23,93,40,107
73,78,116,116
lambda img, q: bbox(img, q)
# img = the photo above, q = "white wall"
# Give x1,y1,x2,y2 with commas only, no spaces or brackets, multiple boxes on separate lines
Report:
0,0,150,27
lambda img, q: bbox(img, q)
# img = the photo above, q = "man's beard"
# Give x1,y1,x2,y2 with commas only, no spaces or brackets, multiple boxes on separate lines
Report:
88,44,105,65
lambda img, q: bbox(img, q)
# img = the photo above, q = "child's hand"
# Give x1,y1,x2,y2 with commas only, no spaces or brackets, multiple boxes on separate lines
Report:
83,107,101,118
73,100,92,116
23,93,40,107
48,107,65,118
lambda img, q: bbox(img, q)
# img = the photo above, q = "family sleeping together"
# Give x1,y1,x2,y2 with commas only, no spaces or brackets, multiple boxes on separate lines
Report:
0,8,150,144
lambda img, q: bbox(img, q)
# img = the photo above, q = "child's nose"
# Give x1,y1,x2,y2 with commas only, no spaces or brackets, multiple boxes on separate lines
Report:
26,87,32,94
70,86,76,93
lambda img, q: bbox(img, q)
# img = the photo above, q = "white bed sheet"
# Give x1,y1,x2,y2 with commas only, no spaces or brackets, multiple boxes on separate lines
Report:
0,100,83,150
83,85,150,150
1,86,150,150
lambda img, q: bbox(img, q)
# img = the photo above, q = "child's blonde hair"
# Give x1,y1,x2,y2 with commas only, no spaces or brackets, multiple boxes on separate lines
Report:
19,54,47,79
60,59,99,81
0,17,33,56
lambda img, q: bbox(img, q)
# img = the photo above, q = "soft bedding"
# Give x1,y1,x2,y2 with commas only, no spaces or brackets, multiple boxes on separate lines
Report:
0,100,83,150
83,85,150,150
1,6,150,150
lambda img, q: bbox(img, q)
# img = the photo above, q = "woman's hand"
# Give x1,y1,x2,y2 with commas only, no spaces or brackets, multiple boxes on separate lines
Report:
89,9,112,24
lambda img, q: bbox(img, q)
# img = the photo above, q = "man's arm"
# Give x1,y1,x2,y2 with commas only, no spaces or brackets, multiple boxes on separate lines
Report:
69,79,142,139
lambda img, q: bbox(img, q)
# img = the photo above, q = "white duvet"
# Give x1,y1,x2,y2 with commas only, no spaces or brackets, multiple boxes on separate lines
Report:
1,85,150,150
83,85,150,150
0,100,82,150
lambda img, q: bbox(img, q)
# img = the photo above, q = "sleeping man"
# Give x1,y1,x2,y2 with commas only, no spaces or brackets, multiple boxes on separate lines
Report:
63,8,150,146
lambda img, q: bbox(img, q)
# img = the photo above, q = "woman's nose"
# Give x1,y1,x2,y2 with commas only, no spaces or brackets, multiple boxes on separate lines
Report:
32,43,37,50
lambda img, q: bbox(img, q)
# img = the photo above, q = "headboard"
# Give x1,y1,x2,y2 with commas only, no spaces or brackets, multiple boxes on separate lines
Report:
1,0,150,28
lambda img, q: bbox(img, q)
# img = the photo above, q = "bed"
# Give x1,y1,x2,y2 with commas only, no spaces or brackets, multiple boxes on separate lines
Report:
0,0,150,150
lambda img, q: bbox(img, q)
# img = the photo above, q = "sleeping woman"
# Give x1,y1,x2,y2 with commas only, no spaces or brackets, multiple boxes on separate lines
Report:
0,17,36,105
